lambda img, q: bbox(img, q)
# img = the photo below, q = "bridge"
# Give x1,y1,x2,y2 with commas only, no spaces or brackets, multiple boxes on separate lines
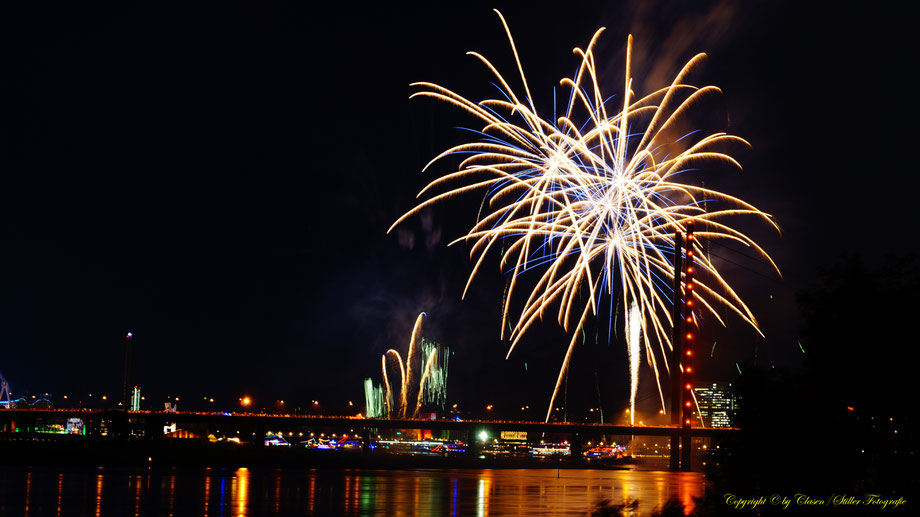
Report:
0,408,736,465
0,228,722,469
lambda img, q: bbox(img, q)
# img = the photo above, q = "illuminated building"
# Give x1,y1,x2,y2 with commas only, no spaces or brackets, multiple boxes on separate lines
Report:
693,382,735,427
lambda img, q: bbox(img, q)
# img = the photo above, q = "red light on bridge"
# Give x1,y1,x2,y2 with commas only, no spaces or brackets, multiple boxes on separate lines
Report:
686,350,692,356
847,406,855,411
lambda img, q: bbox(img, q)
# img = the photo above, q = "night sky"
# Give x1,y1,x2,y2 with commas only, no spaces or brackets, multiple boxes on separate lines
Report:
1,2,913,415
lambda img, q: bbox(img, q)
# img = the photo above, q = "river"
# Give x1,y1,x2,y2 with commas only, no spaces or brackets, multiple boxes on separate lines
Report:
0,466,705,516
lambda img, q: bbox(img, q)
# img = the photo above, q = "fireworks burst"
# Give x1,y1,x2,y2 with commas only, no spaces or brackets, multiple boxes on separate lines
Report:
367,312,450,419
390,11,778,421
363,378,387,418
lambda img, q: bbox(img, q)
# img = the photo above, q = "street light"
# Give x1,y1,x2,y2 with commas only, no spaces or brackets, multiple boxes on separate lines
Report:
122,332,133,412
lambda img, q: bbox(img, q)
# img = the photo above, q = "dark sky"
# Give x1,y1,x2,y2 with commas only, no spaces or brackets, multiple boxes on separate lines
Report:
1,2,913,415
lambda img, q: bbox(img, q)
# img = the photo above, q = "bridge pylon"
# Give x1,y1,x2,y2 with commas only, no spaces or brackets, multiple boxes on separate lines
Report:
668,222,698,472
669,231,683,471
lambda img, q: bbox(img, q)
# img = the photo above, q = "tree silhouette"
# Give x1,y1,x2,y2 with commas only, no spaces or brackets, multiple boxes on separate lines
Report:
696,255,918,514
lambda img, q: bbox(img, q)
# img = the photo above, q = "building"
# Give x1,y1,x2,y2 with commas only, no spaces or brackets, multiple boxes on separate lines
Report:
693,382,735,428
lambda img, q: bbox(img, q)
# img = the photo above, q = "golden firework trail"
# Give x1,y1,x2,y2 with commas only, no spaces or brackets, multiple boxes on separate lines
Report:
390,11,779,421
380,312,447,419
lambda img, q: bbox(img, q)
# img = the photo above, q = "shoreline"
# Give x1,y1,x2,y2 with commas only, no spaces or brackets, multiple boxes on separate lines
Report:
0,437,639,470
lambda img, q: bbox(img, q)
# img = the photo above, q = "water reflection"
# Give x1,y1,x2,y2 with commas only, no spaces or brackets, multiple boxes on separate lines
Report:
235,467,249,516
56,472,63,517
24,470,31,516
167,471,176,516
272,469,281,514
133,474,142,517
0,466,705,516
202,469,211,517
94,471,103,517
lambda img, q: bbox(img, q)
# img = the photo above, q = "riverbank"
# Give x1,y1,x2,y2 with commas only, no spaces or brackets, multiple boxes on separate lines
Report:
0,436,636,470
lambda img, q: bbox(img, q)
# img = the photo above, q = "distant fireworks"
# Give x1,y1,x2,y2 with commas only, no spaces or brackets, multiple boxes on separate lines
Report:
364,378,387,418
364,312,450,419
419,337,450,410
391,10,778,420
